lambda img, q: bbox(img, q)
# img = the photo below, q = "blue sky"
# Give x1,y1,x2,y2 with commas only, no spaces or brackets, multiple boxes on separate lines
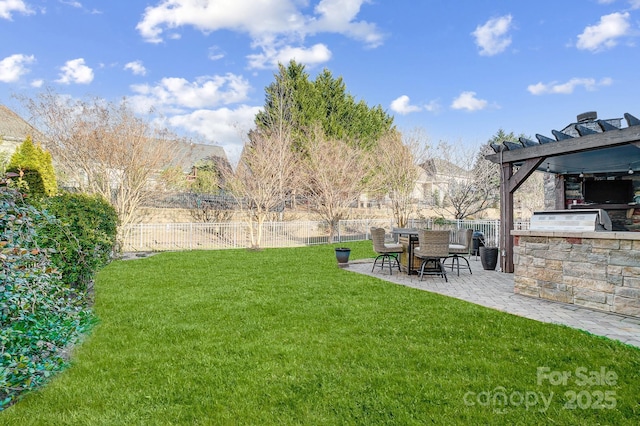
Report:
2,0,640,164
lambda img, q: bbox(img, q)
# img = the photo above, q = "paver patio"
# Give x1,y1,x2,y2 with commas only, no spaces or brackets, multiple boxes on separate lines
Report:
347,257,640,348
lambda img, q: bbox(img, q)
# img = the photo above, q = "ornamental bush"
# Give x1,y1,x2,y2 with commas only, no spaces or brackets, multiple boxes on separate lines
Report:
7,136,57,199
38,192,119,292
0,180,93,411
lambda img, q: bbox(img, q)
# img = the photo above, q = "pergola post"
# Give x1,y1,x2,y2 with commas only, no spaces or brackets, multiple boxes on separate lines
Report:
500,162,514,273
498,158,544,273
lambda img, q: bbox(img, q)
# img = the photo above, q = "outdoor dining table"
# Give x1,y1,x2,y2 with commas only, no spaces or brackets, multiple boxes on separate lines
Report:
391,228,421,275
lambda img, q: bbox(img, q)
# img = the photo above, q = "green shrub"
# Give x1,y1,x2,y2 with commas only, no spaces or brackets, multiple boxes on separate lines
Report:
39,192,119,291
9,168,46,198
0,180,93,411
7,136,57,199
0,150,9,173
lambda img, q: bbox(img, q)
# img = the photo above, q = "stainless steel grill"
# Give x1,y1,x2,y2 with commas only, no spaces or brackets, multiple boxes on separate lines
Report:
529,209,612,232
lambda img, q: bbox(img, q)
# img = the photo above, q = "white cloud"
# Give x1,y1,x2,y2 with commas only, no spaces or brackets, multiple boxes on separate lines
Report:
389,95,421,115
423,100,440,113
472,15,513,56
0,0,33,20
127,72,258,164
60,0,82,8
451,91,488,111
124,60,147,76
576,12,630,51
31,78,43,88
597,0,640,8
308,0,384,47
247,43,331,69
56,58,94,84
168,105,262,165
527,77,613,95
597,0,640,9
129,73,252,113
136,0,298,43
0,53,35,82
136,0,381,69
59,0,102,14
208,45,225,61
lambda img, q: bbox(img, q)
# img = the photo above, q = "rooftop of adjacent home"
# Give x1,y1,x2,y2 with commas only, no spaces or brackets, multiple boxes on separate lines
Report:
0,104,42,143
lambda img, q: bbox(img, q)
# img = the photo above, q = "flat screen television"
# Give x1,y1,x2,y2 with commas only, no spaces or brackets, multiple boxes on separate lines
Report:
583,179,633,204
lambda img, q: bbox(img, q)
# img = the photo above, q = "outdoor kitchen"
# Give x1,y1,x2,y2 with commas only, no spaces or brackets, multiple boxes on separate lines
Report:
486,112,640,318
512,210,640,318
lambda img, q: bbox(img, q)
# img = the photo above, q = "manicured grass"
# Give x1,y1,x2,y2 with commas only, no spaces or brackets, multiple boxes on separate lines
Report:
1,242,639,424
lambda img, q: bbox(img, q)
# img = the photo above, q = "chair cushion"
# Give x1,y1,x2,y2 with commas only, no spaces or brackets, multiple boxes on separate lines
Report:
449,244,466,250
448,246,468,254
414,251,441,259
384,243,403,250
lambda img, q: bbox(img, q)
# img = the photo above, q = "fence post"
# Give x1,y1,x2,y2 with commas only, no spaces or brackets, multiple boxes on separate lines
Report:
234,224,237,248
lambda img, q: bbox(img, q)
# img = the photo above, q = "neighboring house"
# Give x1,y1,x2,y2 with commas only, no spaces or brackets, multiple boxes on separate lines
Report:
0,104,44,168
0,103,230,185
177,141,230,179
415,158,470,206
358,158,471,208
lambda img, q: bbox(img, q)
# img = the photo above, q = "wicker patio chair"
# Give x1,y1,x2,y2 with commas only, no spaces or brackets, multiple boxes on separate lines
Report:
371,227,404,275
414,230,450,282
443,228,473,276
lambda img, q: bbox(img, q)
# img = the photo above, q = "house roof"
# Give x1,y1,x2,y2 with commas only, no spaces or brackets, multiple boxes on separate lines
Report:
0,104,230,172
485,112,640,175
419,158,468,178
0,105,42,143
169,140,229,173
183,142,227,167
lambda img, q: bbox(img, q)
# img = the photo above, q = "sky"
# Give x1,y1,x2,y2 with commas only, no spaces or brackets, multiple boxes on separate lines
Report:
2,0,640,165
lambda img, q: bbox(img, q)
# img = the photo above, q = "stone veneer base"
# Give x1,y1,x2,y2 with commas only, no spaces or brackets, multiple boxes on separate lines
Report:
511,230,640,318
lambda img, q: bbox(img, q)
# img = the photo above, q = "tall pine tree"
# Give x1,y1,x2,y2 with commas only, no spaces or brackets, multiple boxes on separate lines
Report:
255,60,394,150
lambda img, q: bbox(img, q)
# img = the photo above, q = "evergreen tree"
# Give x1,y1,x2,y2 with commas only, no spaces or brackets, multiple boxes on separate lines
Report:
7,136,58,197
256,60,394,150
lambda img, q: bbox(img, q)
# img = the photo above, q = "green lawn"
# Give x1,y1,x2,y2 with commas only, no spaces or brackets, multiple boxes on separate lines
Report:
1,242,639,425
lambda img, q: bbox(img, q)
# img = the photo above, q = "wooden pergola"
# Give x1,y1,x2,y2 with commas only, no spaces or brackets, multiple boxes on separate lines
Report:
484,112,640,273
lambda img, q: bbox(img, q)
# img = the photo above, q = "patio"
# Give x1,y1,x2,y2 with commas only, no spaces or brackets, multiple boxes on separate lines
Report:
347,257,640,348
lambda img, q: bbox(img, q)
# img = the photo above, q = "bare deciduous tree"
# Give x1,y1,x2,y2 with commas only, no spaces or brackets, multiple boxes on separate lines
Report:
221,83,299,249
222,131,299,249
186,193,235,223
481,129,544,219
431,141,499,219
374,128,428,227
300,126,374,242
22,89,187,230
161,157,234,223
514,171,544,219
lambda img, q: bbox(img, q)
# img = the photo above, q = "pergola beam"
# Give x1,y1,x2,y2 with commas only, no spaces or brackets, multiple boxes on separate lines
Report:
486,125,640,165
507,158,544,194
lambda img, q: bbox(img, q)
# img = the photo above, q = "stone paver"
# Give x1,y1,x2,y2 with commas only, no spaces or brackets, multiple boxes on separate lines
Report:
346,258,640,348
